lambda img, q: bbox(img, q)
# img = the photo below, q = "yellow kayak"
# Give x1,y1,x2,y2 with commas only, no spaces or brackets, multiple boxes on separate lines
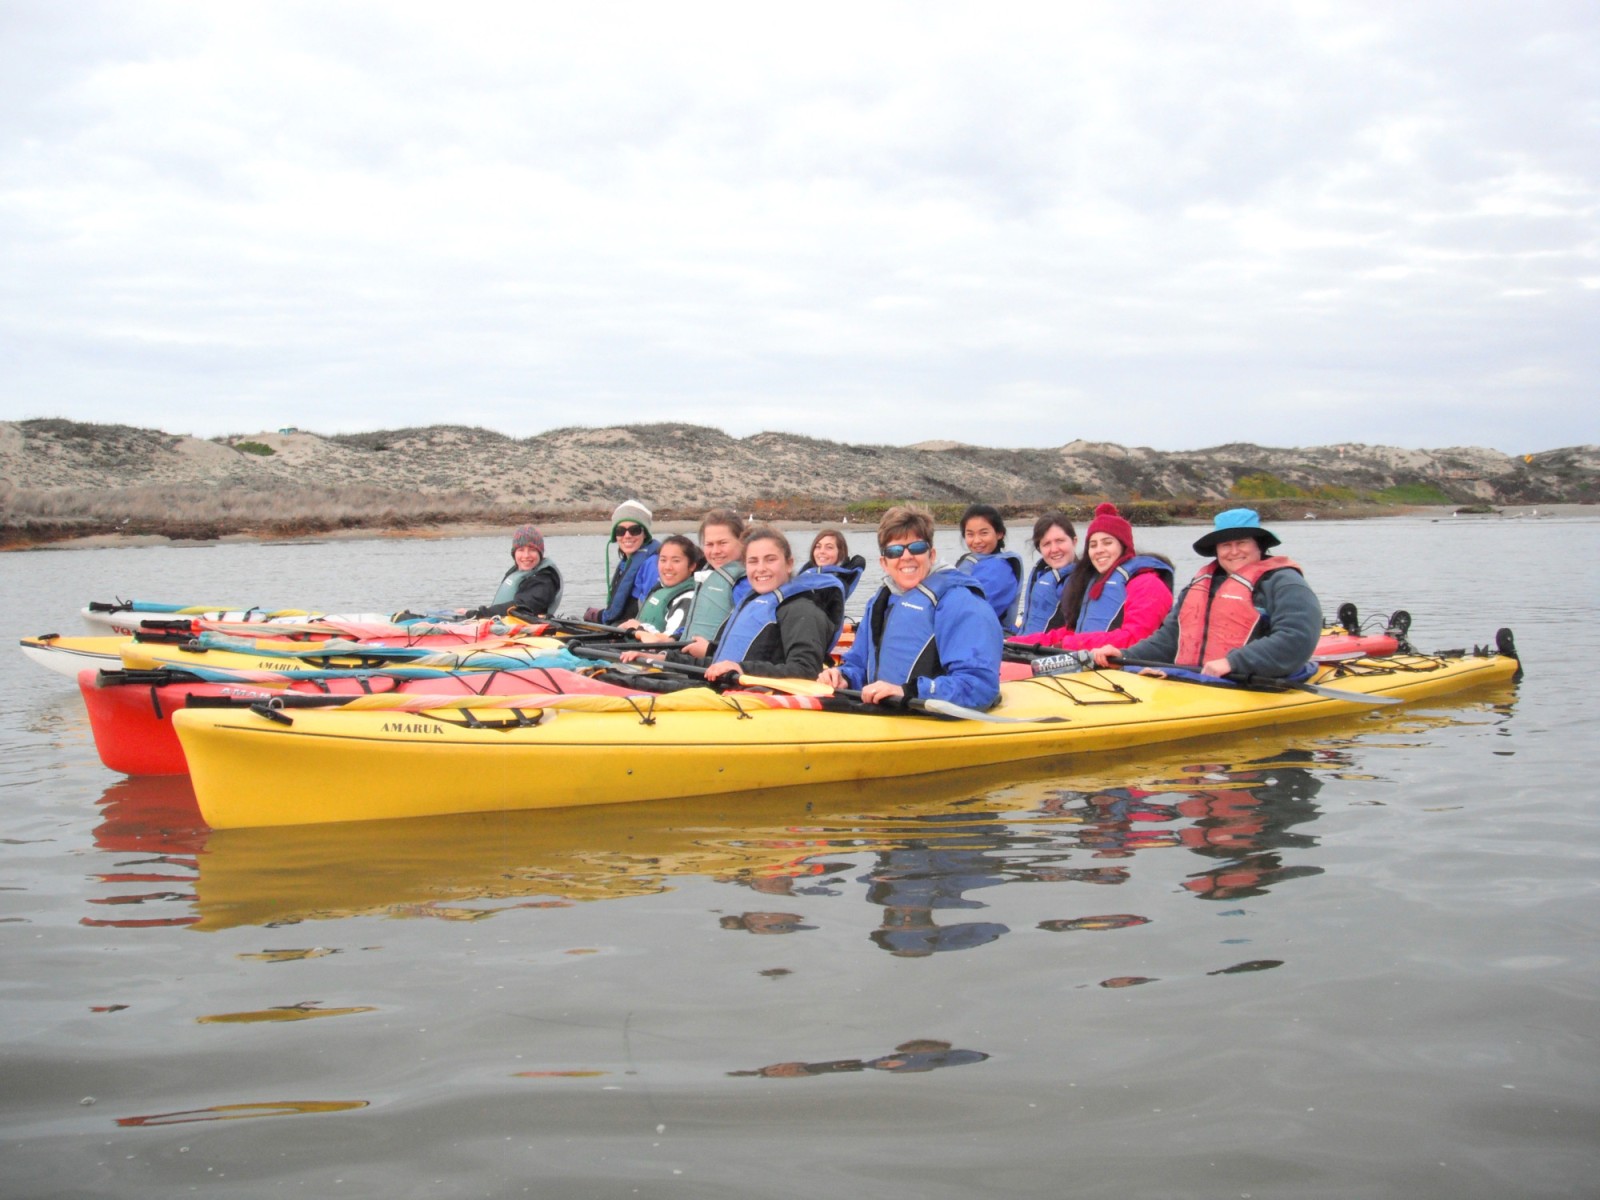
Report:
176,645,1520,829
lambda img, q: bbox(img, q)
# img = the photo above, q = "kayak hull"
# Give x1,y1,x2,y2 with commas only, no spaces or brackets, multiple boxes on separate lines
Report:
177,650,1519,829
80,665,640,777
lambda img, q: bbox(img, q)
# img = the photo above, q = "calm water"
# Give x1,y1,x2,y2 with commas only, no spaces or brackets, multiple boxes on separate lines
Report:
2,518,1597,1199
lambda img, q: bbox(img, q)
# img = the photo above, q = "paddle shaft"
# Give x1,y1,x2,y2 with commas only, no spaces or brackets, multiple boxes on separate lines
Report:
570,643,1039,722
1116,658,1402,705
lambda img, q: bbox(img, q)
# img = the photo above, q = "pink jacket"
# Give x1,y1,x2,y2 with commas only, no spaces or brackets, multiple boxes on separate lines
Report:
1011,570,1173,651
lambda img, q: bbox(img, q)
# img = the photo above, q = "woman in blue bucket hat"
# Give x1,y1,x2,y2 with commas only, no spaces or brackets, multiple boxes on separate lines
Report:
1089,508,1321,680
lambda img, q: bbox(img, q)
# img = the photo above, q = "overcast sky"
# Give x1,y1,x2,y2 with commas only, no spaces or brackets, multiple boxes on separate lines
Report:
2,1,1595,453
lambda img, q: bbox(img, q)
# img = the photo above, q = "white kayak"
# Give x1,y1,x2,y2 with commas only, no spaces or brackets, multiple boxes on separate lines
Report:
81,600,403,636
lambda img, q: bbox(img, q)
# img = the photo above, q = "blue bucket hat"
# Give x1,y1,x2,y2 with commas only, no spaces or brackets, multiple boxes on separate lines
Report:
1193,508,1281,556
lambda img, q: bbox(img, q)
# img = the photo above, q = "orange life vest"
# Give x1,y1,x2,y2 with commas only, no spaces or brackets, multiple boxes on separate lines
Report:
1174,557,1302,667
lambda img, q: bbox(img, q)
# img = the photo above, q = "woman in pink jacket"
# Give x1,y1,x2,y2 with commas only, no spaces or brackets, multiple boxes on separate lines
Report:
1009,503,1173,653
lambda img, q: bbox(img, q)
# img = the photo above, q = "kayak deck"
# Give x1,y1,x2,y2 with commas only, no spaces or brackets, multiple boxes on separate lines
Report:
176,648,1519,829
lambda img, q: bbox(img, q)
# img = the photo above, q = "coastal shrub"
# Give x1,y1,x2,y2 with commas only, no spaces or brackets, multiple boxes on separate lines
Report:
1231,473,1307,500
1311,484,1362,502
233,441,276,456
1372,483,1453,505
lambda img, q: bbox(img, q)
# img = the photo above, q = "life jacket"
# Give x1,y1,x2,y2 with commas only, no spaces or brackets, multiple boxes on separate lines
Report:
863,568,987,687
683,561,748,643
1174,557,1303,667
799,555,867,600
1075,556,1173,633
633,576,697,633
601,539,660,624
956,549,1024,627
1019,560,1074,635
492,561,565,613
715,572,846,665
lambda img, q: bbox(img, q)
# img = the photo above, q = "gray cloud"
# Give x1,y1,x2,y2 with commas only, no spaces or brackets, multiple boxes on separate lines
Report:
1,0,1594,453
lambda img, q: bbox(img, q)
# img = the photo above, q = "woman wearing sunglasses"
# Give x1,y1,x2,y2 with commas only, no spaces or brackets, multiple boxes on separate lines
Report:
819,506,1002,710
586,499,662,625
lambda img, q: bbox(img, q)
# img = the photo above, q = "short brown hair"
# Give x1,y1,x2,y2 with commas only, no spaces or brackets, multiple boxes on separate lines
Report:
742,524,793,561
877,505,935,551
699,508,746,540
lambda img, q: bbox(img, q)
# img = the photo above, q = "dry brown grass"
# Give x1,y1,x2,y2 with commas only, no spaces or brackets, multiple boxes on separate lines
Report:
0,483,588,548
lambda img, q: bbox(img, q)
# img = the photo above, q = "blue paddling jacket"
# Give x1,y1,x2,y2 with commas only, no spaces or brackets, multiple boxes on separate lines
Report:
956,550,1024,629
601,539,661,624
837,568,1002,711
1017,560,1074,636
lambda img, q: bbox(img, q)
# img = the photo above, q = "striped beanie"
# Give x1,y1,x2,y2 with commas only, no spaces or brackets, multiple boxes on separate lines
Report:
511,524,544,555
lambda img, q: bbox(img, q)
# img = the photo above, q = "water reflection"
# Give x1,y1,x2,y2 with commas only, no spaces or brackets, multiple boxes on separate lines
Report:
864,813,1015,956
172,743,1345,943
197,1002,377,1023
729,1039,989,1078
87,710,1518,958
1038,748,1337,902
116,1099,368,1127
83,775,204,928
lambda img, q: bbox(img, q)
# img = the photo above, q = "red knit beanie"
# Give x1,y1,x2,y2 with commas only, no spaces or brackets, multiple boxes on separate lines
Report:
1086,503,1134,553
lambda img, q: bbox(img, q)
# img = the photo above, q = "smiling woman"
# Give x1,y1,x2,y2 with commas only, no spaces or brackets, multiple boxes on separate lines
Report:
1010,503,1171,654
587,499,660,625
1092,508,1321,680
820,505,1003,710
657,526,846,682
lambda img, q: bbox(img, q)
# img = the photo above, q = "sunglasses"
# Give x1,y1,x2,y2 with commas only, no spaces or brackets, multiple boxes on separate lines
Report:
615,524,645,537
881,540,931,559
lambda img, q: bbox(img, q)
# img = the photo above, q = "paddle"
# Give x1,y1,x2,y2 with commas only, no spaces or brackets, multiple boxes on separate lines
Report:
540,614,657,638
569,644,1050,724
1114,658,1402,706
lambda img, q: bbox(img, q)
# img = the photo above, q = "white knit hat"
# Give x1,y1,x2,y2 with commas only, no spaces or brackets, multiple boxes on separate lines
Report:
609,499,652,539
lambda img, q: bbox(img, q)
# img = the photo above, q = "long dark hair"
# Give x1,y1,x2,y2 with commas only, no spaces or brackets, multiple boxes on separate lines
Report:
1056,541,1173,630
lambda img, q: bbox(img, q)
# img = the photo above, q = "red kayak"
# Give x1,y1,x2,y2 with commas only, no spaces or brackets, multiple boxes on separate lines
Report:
80,665,642,777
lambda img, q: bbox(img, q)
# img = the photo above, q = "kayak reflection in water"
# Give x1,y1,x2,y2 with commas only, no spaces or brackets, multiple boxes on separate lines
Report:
718,911,816,935
729,1039,989,1078
1040,749,1335,901
863,814,1016,956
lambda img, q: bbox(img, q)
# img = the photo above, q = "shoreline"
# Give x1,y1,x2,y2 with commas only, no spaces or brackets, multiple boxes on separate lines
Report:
8,503,1591,553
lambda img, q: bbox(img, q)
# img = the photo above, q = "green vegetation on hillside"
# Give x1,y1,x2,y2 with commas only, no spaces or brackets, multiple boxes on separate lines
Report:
1233,472,1449,506
1371,482,1453,505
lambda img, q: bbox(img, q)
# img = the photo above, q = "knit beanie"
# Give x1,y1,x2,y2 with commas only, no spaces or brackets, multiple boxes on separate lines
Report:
1086,503,1135,553
609,498,652,540
511,524,544,555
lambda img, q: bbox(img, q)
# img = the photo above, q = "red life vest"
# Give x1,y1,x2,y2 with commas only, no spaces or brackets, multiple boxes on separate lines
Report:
1174,557,1302,667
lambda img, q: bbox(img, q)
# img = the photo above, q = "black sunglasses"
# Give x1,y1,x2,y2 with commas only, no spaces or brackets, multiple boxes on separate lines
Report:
882,540,931,559
615,524,645,537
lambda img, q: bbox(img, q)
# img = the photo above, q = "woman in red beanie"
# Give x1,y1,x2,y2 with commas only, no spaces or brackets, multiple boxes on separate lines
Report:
1008,503,1173,652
